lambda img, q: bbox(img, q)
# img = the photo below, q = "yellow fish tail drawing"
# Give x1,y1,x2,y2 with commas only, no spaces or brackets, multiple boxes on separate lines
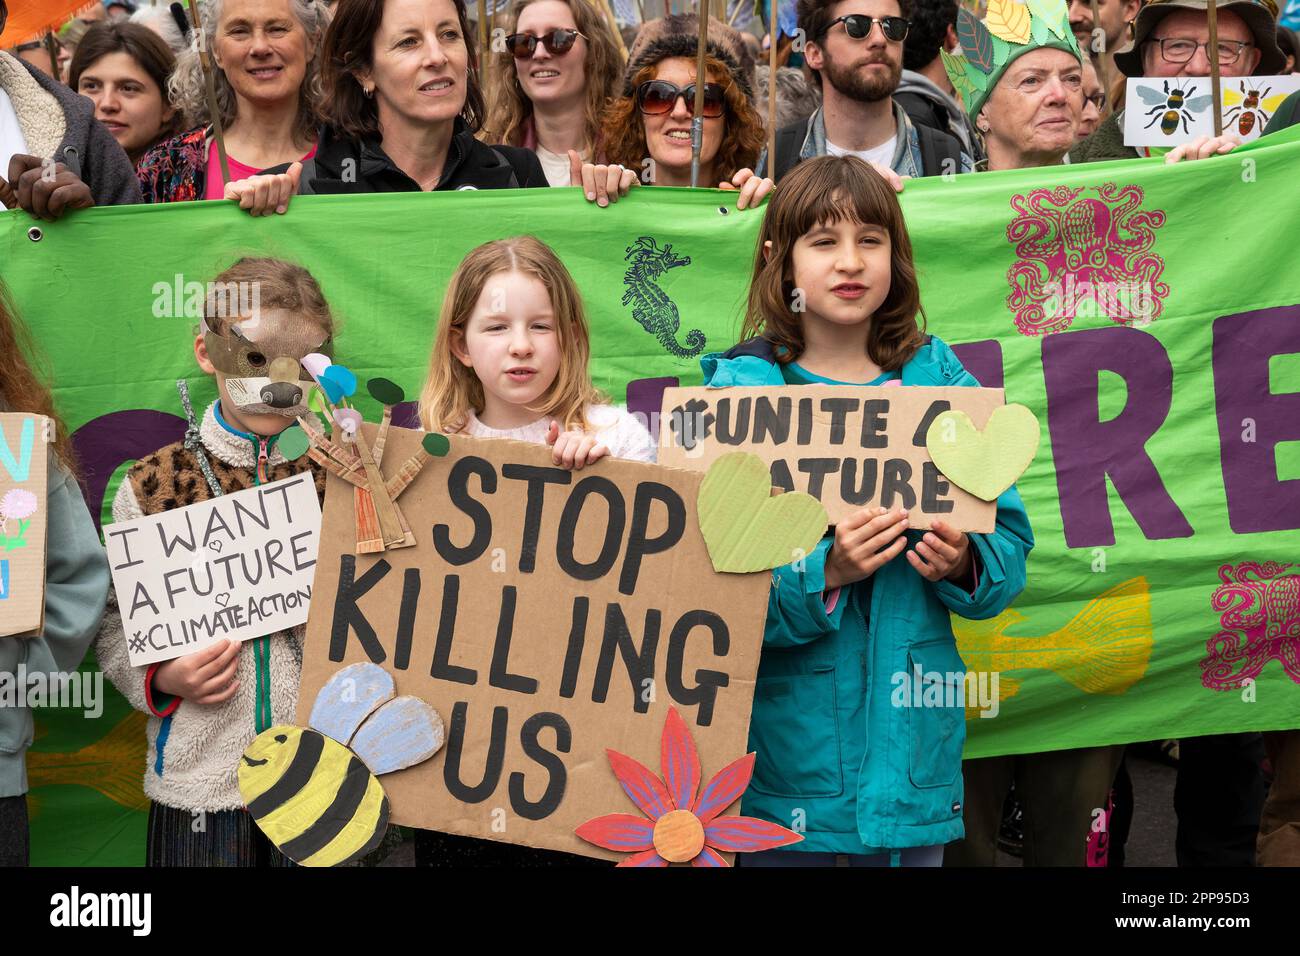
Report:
27,710,150,813
956,576,1153,702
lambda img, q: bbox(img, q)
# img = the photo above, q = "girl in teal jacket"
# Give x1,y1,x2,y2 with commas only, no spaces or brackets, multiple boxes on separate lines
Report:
710,156,1033,865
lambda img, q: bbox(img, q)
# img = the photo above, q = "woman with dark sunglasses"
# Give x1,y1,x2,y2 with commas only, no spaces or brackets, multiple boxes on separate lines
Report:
222,0,635,213
481,0,623,187
602,14,773,207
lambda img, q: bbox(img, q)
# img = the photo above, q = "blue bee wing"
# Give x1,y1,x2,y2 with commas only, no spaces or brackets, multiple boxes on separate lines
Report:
1136,86,1168,105
309,662,395,745
350,697,445,776
1185,95,1214,112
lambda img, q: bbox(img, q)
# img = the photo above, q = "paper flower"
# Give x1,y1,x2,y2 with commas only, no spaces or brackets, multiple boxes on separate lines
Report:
575,707,802,866
0,488,38,532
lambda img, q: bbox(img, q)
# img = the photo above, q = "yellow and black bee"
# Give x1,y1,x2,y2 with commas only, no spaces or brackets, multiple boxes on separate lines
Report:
238,661,444,866
1138,80,1213,136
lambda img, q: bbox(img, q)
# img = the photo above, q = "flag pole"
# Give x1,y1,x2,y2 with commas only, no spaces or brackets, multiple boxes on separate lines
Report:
186,0,231,188
1207,0,1223,135
690,3,710,186
768,0,777,179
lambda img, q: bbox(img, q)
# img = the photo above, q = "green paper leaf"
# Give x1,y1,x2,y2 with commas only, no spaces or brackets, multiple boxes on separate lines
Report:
1026,0,1071,40
943,49,980,103
368,377,405,406
956,6,997,74
309,385,330,416
990,33,1013,68
422,433,451,457
277,424,311,461
1031,11,1051,45
696,452,828,574
926,405,1041,502
963,56,991,94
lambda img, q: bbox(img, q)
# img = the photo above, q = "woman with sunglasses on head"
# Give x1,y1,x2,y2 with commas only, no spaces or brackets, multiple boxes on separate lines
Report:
481,0,622,187
224,0,636,212
602,14,773,208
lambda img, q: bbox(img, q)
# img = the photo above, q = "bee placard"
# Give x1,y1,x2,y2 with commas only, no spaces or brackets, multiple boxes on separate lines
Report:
105,473,322,666
299,427,771,860
1123,75,1300,147
0,414,51,639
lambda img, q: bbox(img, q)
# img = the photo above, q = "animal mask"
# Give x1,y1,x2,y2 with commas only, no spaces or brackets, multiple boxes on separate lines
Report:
203,311,332,419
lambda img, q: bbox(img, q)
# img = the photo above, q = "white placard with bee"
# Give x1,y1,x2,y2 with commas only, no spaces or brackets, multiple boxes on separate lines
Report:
1124,75,1300,147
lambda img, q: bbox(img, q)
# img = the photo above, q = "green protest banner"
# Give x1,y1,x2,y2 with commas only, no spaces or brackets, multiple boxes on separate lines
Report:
3,124,1298,865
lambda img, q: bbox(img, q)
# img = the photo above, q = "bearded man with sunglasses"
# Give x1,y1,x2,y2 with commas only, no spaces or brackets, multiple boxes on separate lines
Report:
758,0,971,184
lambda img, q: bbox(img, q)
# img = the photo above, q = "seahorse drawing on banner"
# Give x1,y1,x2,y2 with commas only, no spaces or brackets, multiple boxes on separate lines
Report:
621,236,706,359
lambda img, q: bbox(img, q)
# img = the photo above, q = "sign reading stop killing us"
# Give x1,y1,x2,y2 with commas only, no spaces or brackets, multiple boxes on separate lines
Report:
299,426,770,860
658,385,1004,532
105,474,322,666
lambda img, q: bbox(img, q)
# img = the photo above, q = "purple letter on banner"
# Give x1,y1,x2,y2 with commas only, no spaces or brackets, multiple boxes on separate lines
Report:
1213,304,1300,534
1042,326,1192,547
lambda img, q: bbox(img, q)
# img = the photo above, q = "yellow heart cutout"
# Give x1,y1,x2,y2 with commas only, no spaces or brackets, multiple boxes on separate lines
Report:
926,404,1041,502
697,453,829,574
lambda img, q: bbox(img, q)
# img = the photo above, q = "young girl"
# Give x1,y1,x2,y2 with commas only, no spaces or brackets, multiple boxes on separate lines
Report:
415,234,653,866
96,257,333,866
0,282,109,867
419,234,655,471
704,155,1033,867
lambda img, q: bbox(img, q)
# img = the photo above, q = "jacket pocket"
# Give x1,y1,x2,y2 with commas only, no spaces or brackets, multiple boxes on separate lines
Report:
905,640,966,790
748,667,844,799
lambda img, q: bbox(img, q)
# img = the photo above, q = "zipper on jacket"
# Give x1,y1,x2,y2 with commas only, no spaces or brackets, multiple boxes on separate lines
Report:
256,435,270,485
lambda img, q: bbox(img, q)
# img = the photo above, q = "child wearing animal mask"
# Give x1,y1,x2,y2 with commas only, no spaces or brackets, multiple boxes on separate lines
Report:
96,256,334,866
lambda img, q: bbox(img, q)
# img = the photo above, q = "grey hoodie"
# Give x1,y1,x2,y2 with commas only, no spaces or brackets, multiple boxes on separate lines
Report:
0,51,141,206
896,69,982,162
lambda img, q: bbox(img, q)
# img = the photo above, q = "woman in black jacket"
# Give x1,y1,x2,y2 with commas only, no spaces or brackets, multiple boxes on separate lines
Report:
226,0,634,211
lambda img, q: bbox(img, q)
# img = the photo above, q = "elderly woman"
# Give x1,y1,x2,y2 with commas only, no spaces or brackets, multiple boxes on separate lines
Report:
480,0,624,186
601,14,772,205
136,0,327,202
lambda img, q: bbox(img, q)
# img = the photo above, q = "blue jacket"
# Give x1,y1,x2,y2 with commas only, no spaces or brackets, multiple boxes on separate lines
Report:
704,335,1034,854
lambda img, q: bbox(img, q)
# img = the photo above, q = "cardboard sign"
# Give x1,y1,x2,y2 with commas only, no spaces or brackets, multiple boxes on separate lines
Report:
0,414,51,638
298,427,770,860
657,385,1005,532
1124,75,1300,147
105,474,322,666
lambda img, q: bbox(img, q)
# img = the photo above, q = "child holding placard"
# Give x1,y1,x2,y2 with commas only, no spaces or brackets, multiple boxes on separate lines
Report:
0,283,109,867
96,257,333,867
415,235,653,866
705,155,1034,866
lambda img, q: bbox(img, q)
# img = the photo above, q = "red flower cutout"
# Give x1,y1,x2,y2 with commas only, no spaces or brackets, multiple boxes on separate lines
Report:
575,707,803,866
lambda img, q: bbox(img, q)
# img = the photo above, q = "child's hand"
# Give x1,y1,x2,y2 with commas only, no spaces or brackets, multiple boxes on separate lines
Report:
823,506,909,590
906,519,972,584
223,161,302,216
153,639,241,705
546,420,609,470
718,168,774,209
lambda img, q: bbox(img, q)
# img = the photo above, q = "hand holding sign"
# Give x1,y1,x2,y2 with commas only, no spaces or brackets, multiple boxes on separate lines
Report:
546,420,610,470
153,638,241,705
824,506,911,590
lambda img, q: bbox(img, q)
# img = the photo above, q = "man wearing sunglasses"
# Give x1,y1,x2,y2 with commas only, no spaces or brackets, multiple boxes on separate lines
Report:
1070,0,1287,163
758,0,970,184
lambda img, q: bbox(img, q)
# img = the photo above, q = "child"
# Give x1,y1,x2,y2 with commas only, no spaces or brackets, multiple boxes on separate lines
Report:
414,235,653,866
705,155,1034,867
419,235,655,469
96,257,333,867
0,282,109,867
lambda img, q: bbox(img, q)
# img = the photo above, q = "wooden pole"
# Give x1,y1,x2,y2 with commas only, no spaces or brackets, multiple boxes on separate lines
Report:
1088,0,1110,113
1207,0,1223,136
690,2,710,186
479,0,489,76
768,0,777,178
600,0,629,61
186,0,231,188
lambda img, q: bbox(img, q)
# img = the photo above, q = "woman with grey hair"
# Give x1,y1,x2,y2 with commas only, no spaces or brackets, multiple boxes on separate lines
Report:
135,0,327,202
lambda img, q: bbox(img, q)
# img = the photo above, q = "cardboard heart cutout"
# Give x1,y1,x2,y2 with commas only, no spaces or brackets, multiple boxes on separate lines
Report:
697,452,828,573
925,404,1040,502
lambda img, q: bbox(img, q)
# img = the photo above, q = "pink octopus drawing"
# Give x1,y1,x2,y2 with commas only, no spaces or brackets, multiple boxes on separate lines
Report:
1006,183,1170,336
1202,561,1300,690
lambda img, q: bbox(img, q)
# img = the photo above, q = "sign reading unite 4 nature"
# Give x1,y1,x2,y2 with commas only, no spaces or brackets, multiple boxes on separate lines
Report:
300,429,770,858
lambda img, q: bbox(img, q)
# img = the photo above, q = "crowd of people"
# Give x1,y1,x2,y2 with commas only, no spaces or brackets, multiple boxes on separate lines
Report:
1,0,1298,870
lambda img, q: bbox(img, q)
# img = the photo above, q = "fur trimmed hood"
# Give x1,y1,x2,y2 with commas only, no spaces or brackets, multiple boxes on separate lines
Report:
623,13,755,99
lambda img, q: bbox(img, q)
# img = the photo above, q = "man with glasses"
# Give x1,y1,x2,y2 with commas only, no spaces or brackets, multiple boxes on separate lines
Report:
1070,0,1287,162
757,0,970,184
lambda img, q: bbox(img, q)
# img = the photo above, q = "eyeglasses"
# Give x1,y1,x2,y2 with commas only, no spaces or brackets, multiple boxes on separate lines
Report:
635,80,727,118
504,28,585,59
1084,92,1106,111
1149,37,1253,64
822,14,910,42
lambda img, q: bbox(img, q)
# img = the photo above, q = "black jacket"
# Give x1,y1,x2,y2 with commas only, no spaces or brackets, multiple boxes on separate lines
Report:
297,118,547,194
